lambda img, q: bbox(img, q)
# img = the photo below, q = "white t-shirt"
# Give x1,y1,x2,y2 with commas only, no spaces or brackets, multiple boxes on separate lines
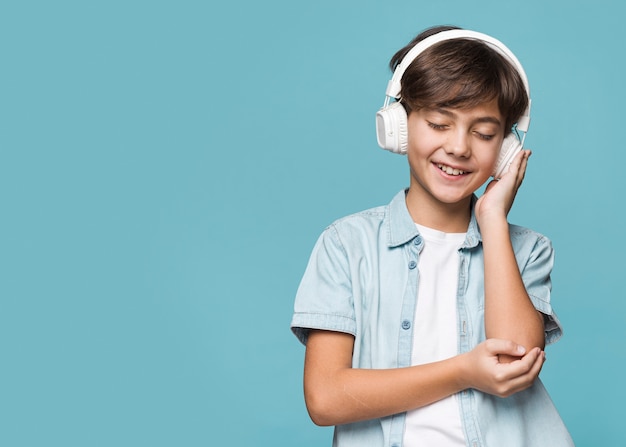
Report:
403,224,466,446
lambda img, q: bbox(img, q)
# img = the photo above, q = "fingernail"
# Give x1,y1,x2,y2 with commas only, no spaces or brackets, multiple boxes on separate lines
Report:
517,346,526,355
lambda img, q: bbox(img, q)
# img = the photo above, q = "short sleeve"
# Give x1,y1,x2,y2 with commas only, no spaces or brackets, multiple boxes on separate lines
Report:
290,225,357,345
520,234,563,345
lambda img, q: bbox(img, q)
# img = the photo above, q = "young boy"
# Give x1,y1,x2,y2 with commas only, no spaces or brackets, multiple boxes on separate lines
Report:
291,26,573,446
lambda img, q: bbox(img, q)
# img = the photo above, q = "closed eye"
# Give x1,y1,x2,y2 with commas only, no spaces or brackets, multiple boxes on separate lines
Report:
475,131,495,141
427,121,448,131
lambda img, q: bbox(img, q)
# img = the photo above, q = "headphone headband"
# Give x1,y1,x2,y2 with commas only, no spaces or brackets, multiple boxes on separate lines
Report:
385,29,531,132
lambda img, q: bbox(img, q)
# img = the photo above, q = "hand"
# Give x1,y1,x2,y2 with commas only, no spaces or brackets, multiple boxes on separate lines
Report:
475,149,531,227
461,338,545,398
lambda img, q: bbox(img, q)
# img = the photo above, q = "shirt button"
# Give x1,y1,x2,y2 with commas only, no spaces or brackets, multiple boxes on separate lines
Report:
401,320,411,330
408,260,417,269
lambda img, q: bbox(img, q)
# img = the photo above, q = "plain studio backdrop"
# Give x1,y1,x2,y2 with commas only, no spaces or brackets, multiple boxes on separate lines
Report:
1,1,623,446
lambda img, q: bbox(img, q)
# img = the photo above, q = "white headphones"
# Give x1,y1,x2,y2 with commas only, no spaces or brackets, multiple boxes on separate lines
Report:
375,29,532,179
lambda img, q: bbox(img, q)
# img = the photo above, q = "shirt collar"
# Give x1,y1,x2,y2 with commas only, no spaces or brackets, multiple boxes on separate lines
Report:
386,189,482,249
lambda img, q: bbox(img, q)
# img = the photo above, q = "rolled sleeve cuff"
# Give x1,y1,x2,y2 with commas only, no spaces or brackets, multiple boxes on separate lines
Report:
290,312,357,345
528,293,563,345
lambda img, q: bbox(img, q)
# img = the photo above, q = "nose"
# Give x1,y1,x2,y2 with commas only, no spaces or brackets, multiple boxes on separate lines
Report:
445,130,471,158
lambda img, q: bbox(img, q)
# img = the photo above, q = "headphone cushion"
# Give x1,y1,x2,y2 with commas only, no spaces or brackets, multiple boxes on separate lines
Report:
376,102,408,154
493,133,523,179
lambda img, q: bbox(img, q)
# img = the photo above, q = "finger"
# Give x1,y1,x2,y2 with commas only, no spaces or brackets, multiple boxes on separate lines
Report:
516,150,531,185
507,150,526,182
528,349,545,377
497,150,527,183
506,349,545,394
518,347,543,371
484,338,527,357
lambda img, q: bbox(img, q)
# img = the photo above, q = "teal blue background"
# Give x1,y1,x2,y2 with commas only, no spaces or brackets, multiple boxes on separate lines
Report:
1,1,623,445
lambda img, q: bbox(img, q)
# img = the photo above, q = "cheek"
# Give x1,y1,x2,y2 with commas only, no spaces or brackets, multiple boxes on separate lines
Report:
406,128,439,159
483,140,503,167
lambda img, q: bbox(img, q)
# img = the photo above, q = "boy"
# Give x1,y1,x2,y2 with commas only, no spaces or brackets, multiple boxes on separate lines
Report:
291,26,573,446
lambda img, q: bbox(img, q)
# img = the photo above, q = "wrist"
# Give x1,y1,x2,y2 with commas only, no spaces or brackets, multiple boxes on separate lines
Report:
453,352,472,391
477,211,508,233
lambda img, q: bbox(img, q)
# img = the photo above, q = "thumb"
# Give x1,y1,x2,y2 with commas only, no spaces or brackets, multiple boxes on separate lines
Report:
483,179,499,194
485,339,526,357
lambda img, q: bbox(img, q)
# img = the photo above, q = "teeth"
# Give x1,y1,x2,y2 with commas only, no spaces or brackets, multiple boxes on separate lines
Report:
437,164,465,176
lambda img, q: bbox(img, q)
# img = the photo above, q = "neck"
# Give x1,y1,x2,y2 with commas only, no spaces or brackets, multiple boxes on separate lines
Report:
405,187,472,233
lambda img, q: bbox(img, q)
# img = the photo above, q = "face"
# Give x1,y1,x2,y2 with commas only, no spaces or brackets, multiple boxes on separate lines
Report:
406,99,505,208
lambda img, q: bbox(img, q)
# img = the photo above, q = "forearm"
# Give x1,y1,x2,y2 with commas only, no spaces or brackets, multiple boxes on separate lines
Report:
482,218,545,352
304,331,468,426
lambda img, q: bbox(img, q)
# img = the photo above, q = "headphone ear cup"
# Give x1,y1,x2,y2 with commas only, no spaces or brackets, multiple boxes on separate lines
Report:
376,102,408,154
493,133,523,179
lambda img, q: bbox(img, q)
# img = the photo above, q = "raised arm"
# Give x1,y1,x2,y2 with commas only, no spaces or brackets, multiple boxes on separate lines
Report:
475,150,546,360
303,329,544,426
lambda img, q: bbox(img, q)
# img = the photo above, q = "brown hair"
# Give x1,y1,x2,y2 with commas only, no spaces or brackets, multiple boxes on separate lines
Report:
389,26,529,132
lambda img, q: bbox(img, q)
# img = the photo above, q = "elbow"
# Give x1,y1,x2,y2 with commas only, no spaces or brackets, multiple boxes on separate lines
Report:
488,312,546,353
524,313,547,351
307,409,334,427
304,386,341,426
518,332,545,353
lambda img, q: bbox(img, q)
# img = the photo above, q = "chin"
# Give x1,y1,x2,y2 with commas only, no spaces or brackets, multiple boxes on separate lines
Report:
437,195,473,205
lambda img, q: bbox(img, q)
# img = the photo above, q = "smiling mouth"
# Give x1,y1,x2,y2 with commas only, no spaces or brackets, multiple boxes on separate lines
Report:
437,163,467,176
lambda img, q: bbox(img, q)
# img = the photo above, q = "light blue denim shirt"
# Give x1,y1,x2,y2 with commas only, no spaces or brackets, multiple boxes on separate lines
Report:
291,189,574,447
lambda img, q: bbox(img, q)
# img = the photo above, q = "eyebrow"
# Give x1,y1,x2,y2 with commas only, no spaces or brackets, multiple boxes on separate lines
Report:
433,108,502,126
